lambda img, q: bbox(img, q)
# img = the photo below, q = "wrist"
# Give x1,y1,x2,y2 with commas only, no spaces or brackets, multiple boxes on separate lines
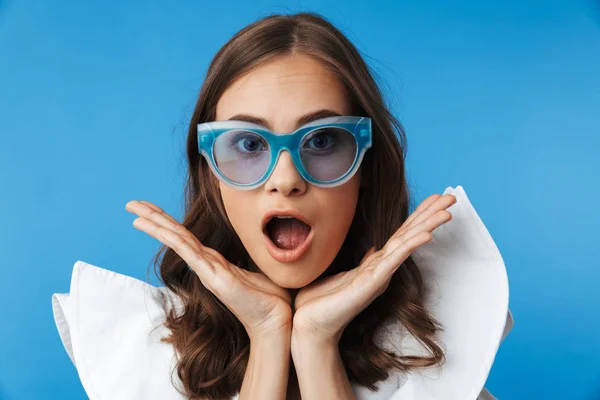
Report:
241,325,291,400
246,304,293,341
249,324,292,345
291,321,342,345
290,332,355,400
290,327,339,360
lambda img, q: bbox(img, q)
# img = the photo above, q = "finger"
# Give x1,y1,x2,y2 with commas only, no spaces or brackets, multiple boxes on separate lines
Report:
377,231,433,277
394,194,456,239
355,207,450,303
130,211,284,322
138,200,181,225
383,209,452,256
404,193,454,230
360,204,452,272
404,195,455,234
132,216,218,283
403,193,442,227
127,200,180,227
127,201,199,248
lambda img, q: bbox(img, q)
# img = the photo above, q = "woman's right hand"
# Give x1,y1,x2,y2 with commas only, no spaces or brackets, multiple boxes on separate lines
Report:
125,200,293,339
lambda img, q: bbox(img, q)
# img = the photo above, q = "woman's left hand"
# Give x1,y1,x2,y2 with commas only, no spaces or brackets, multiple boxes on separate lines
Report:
292,193,457,344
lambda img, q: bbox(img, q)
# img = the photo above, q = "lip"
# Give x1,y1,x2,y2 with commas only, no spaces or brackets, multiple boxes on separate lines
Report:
262,209,314,263
261,209,313,231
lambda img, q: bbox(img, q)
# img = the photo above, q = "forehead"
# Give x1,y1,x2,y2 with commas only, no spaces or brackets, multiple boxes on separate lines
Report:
215,53,351,132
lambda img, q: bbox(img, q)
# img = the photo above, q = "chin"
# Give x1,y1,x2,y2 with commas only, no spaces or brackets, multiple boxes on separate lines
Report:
273,277,313,289
260,264,321,289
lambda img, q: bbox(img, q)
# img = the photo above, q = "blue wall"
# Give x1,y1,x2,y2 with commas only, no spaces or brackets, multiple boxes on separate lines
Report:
1,0,599,399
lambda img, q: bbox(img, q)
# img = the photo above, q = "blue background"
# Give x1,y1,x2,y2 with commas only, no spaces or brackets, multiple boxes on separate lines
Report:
1,0,599,399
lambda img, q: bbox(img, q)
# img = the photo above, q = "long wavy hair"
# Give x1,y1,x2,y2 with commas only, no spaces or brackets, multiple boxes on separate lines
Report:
149,11,445,400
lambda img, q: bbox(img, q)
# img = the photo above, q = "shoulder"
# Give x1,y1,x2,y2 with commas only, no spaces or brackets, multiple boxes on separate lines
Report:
356,185,514,400
52,260,186,400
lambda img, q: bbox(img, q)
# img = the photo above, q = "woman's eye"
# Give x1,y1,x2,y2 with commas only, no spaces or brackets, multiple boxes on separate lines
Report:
306,130,335,150
234,136,266,153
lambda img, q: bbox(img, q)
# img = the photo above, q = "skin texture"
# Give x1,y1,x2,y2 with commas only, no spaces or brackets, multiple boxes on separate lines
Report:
124,53,457,399
215,53,361,289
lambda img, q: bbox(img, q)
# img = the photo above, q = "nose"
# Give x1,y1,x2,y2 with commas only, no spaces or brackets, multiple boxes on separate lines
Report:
263,150,307,196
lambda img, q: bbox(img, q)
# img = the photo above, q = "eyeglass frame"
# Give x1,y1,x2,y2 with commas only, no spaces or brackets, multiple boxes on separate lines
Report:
196,115,372,190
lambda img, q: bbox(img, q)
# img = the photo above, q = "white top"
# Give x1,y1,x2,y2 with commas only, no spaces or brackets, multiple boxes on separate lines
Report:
52,185,514,400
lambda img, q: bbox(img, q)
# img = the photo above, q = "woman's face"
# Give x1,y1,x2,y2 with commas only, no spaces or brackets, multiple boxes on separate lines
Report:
215,53,361,289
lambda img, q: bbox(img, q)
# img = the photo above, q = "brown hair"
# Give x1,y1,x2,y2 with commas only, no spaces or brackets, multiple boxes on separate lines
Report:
150,11,445,400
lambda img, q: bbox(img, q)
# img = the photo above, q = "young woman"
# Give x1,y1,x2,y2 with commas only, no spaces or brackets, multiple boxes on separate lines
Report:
52,12,513,400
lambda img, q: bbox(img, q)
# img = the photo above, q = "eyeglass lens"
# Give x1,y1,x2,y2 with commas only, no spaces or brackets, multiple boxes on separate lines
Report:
212,127,358,184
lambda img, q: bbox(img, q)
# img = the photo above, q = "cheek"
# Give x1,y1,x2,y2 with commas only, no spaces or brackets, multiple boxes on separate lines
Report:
219,185,255,239
322,180,360,231
311,175,361,255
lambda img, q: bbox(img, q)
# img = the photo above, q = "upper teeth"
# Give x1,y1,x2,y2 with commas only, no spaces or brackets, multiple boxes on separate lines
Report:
276,216,294,219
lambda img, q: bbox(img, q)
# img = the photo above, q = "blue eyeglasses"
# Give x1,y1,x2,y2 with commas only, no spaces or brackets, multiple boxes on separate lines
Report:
197,115,372,190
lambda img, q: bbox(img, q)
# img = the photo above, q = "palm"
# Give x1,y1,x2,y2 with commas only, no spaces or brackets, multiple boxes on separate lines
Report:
215,260,293,333
292,193,457,342
293,266,367,339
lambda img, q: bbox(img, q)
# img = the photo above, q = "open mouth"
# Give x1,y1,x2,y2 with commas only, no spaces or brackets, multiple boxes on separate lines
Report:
262,213,314,263
265,216,311,250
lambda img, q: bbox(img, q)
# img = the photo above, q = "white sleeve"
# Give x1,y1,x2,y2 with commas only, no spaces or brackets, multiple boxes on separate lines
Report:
52,292,75,366
51,260,187,400
370,185,511,400
477,308,515,400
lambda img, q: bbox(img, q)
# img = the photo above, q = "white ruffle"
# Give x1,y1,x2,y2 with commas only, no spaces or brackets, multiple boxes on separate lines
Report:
52,262,185,399
52,185,513,400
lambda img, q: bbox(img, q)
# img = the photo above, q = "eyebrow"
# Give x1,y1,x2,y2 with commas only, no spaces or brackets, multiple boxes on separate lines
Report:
226,109,342,131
